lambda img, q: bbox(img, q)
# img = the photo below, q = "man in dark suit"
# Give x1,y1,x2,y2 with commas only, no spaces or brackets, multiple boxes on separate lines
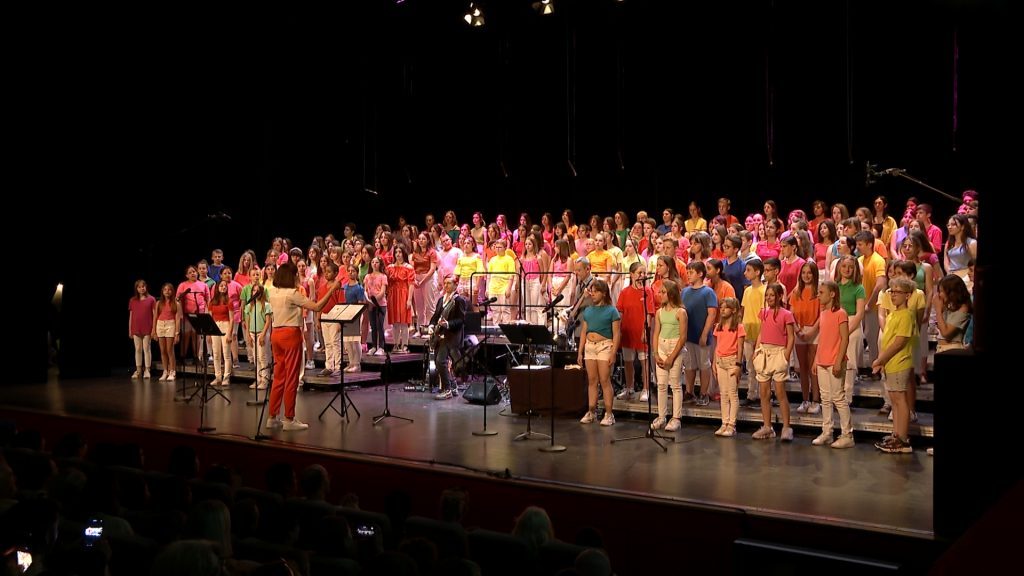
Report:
429,275,467,400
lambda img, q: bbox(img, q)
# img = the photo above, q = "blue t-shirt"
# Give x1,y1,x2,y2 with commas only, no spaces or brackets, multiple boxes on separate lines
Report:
345,283,367,304
209,264,225,283
582,304,621,339
722,258,749,303
681,285,718,344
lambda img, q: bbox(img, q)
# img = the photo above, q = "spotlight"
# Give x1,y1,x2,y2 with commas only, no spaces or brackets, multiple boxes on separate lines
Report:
464,2,485,27
532,0,554,15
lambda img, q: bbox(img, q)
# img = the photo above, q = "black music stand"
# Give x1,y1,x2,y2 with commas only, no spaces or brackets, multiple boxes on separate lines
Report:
185,313,229,433
318,304,365,422
501,323,564,451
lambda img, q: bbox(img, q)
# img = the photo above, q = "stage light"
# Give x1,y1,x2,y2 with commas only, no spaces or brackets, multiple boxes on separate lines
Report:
532,0,555,15
464,2,485,27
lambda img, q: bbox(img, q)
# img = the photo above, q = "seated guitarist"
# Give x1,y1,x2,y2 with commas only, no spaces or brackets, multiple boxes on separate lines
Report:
563,257,595,350
430,275,467,400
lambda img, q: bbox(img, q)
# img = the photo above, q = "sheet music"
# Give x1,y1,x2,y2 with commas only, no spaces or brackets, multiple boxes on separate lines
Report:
321,304,366,323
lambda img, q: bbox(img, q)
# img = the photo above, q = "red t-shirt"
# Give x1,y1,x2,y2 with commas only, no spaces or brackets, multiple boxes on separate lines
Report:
616,284,656,351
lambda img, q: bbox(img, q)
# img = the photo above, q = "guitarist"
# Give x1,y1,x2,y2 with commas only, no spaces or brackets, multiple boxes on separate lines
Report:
429,275,467,400
563,257,596,350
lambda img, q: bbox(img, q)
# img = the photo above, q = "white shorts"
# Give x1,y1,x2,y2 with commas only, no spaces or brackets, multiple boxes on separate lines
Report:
621,348,647,361
156,320,176,338
584,339,615,362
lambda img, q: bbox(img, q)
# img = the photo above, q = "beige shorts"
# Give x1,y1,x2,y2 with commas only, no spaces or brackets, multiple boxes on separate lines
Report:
156,319,177,338
584,338,615,362
885,368,913,393
754,344,789,383
621,347,647,361
936,341,966,353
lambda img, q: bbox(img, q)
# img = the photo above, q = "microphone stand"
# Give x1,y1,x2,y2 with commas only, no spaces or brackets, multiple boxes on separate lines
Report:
174,290,199,403
612,274,673,451
373,301,413,426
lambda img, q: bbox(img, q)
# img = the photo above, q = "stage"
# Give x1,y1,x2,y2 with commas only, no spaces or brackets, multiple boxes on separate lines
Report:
0,372,933,539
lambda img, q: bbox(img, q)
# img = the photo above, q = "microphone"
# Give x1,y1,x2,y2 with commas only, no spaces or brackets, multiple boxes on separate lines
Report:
176,287,191,301
246,286,262,305
480,296,498,305
542,293,564,312
880,168,904,176
370,295,380,307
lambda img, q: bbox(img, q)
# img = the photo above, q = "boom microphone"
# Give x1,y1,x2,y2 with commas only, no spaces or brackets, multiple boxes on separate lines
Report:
542,294,564,312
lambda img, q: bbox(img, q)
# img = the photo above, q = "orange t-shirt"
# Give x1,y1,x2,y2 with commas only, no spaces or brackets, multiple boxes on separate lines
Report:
815,307,849,367
713,323,746,357
789,286,820,327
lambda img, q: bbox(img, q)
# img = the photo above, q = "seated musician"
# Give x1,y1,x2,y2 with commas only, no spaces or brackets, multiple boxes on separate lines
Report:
429,275,467,400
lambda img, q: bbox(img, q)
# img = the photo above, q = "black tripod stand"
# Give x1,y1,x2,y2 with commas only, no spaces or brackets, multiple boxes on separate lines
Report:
612,274,673,451
184,313,231,433
319,304,365,422
501,323,561,449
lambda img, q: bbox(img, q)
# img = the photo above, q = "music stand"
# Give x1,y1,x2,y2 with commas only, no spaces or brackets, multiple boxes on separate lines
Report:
184,313,230,433
372,307,412,426
318,304,365,422
500,324,564,451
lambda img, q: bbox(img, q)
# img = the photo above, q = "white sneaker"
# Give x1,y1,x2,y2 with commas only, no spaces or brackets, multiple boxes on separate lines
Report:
130,369,141,379
283,418,309,431
313,341,322,351
638,390,649,402
580,411,595,424
374,348,386,356
305,360,316,370
752,426,776,440
159,372,168,381
167,372,176,381
714,425,727,436
665,418,681,432
796,400,809,413
650,417,667,430
780,427,795,442
249,382,257,389
615,389,633,400
831,434,855,449
367,347,378,356
812,432,833,446
807,402,821,414
265,417,282,429
599,413,615,426
721,425,736,437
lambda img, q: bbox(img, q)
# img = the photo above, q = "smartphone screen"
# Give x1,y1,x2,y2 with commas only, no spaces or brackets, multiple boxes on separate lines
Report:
16,550,32,573
355,524,376,538
83,518,104,547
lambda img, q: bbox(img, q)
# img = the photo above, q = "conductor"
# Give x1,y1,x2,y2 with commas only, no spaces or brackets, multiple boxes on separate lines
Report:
429,275,467,400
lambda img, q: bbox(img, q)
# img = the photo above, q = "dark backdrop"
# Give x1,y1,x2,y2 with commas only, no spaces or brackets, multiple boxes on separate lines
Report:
20,0,1007,379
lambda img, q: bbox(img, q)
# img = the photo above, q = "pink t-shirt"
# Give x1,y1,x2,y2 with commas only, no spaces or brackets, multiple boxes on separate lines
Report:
176,281,210,314
128,295,156,335
757,307,795,346
157,300,177,321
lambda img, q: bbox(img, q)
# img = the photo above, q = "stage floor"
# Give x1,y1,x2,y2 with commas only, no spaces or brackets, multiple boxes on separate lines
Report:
0,374,933,538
